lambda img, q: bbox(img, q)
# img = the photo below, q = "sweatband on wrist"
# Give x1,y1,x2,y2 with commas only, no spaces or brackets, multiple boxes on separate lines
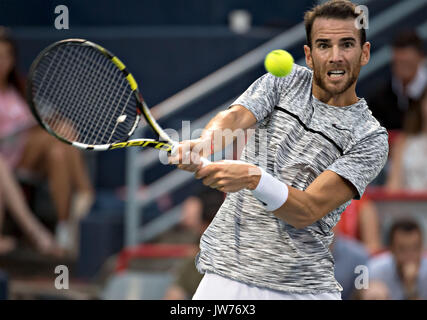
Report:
251,167,289,211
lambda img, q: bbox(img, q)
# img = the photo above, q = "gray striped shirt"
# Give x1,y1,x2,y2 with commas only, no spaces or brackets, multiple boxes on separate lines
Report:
195,64,389,294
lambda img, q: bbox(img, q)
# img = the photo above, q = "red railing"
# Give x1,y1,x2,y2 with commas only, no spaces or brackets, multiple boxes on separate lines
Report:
115,243,197,273
115,184,427,274
366,187,427,201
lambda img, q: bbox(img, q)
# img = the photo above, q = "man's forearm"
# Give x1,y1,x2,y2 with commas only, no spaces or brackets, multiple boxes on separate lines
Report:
272,187,320,229
251,169,356,229
247,165,318,229
198,105,256,155
199,110,237,154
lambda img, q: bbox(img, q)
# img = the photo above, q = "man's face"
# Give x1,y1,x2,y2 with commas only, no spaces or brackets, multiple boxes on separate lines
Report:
391,230,423,268
304,18,370,97
392,47,424,86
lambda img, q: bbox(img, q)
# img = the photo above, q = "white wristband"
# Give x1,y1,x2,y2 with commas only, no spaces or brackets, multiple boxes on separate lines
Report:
251,167,289,211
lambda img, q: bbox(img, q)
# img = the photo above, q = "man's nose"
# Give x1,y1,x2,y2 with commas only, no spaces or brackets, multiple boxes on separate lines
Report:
329,45,343,64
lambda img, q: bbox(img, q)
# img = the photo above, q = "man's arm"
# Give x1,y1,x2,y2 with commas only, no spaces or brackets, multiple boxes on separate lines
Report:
169,105,257,169
272,170,356,229
195,162,356,229
200,104,257,151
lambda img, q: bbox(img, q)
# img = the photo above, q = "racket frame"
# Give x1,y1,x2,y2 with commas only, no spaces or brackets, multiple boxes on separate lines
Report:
27,38,175,152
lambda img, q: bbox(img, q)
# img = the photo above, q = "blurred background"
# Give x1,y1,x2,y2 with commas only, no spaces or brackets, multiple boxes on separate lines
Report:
0,0,426,300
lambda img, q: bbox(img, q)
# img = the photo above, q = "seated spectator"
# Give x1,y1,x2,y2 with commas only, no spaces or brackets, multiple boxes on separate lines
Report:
164,186,224,300
367,29,426,130
386,88,427,191
0,27,94,253
336,194,382,254
364,218,427,300
361,281,390,300
0,155,61,256
330,227,370,300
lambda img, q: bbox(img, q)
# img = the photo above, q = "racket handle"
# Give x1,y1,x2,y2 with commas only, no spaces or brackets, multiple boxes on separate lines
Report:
183,151,211,168
199,157,211,168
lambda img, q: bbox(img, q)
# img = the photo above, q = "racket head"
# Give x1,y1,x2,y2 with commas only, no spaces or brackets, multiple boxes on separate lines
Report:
27,38,146,150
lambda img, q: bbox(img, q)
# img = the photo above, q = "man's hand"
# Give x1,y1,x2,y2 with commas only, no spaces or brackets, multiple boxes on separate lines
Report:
168,138,211,172
195,160,261,193
402,262,420,298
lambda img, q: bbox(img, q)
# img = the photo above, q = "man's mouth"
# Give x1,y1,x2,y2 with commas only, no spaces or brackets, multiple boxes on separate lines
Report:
327,70,346,79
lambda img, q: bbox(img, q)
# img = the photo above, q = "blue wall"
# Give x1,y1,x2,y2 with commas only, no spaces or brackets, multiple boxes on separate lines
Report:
1,0,317,27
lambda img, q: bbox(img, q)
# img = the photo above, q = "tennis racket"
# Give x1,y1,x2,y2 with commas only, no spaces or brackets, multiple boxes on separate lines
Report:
26,38,209,165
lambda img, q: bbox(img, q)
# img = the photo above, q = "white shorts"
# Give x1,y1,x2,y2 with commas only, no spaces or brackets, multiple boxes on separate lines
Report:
193,272,341,300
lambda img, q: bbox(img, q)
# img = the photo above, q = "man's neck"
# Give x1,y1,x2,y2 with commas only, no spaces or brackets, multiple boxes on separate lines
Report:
312,85,359,107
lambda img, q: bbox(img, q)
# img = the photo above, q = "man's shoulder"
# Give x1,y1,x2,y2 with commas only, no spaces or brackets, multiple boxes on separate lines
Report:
367,252,394,271
275,63,312,90
351,101,389,144
337,235,369,258
288,63,312,85
335,236,369,264
292,63,312,75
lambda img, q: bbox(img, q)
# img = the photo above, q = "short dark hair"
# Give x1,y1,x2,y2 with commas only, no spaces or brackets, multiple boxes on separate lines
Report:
392,29,424,54
304,0,367,48
388,218,423,246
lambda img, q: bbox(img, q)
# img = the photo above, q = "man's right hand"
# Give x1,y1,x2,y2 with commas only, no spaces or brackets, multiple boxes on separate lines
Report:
168,138,211,172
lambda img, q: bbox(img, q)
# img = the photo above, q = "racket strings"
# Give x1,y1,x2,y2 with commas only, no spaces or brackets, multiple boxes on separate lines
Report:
62,49,112,141
81,56,125,144
31,43,138,145
45,47,100,139
103,88,134,144
34,45,111,141
35,46,72,123
89,69,130,145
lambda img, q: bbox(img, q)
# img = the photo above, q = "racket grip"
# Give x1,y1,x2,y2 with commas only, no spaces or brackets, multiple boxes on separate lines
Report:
184,151,211,168
199,157,211,168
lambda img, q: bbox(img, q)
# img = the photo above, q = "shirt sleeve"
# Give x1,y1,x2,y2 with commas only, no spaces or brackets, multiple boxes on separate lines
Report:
327,129,389,199
230,66,296,122
367,256,389,282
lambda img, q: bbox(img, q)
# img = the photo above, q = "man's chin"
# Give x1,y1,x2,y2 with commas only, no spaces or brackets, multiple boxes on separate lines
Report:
321,83,348,96
314,74,355,97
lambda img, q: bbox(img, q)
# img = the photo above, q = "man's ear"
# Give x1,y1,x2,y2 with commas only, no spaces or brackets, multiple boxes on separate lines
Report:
361,41,371,66
304,44,313,69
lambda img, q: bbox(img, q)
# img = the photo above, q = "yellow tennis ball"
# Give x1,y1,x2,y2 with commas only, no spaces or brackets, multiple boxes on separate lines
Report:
264,49,294,77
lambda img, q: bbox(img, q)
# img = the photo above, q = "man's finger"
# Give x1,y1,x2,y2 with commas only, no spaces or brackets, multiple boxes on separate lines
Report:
202,174,221,187
195,165,216,179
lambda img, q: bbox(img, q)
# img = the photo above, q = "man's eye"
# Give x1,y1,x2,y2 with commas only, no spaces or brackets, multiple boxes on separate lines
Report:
318,43,328,49
343,42,354,48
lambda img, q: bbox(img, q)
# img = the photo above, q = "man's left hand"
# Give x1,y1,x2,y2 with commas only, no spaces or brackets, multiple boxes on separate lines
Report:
194,160,261,193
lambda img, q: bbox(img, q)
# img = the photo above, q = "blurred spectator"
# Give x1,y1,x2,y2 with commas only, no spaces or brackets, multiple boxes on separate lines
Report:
336,194,382,254
330,227,370,300
0,269,7,300
385,88,427,191
364,218,427,300
164,187,224,300
0,155,61,256
368,29,426,130
361,280,389,300
0,27,94,254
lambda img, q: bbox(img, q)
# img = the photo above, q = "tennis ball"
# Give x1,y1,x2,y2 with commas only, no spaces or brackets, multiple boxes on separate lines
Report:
264,49,294,77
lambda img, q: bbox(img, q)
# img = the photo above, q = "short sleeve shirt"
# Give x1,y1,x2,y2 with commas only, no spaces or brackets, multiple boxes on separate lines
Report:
368,252,427,300
195,64,389,294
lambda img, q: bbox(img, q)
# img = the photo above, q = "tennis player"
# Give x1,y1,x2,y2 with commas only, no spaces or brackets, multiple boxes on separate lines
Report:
169,0,389,300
